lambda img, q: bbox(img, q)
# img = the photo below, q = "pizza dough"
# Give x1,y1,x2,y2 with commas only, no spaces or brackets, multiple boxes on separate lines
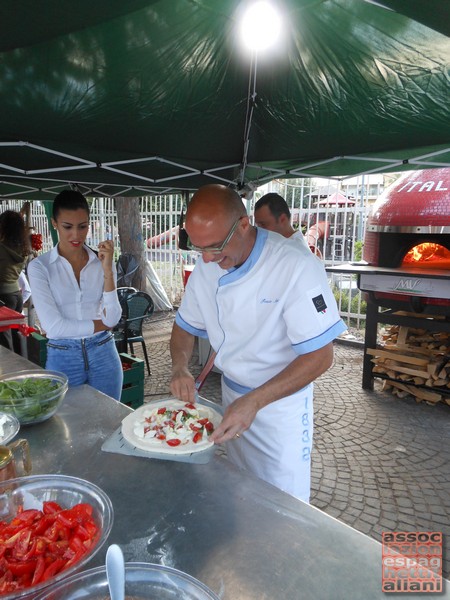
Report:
121,399,222,455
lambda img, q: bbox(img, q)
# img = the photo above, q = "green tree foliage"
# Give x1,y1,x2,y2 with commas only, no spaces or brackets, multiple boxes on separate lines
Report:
353,241,364,262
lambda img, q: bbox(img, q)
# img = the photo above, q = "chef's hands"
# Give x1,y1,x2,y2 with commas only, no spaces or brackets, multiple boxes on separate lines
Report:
170,367,197,404
210,393,258,444
171,373,257,442
171,369,259,443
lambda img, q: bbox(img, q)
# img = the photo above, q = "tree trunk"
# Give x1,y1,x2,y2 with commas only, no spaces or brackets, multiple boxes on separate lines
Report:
115,197,147,291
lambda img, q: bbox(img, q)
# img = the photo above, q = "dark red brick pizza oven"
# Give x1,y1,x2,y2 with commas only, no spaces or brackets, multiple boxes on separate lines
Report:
363,168,450,269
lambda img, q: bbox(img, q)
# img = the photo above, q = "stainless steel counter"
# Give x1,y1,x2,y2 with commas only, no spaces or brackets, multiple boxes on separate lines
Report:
1,348,448,600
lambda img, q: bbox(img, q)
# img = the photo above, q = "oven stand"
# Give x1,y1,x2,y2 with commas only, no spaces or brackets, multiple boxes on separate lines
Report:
363,294,450,392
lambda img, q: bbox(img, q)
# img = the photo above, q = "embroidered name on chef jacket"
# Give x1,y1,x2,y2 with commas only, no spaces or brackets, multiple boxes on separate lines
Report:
312,294,327,314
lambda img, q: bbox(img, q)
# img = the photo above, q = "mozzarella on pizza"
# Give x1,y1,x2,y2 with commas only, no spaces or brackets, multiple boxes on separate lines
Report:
121,399,222,454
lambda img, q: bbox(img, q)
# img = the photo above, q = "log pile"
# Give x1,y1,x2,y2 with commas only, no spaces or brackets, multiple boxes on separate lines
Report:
368,321,450,406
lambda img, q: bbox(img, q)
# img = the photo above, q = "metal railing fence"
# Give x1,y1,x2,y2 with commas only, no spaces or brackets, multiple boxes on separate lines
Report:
1,174,383,332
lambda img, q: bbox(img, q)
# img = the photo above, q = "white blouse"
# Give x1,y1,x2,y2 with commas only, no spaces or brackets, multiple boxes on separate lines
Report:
27,244,122,340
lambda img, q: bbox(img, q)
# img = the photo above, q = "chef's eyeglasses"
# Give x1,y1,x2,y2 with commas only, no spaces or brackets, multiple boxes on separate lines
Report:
186,216,245,255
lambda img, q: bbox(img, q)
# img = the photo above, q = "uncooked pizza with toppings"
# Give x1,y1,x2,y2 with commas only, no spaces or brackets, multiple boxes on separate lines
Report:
121,399,222,454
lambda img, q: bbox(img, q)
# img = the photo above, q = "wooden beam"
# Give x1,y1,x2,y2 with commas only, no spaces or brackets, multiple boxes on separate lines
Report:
366,347,429,367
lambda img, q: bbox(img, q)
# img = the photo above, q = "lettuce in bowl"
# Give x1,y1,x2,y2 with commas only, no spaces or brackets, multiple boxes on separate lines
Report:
0,370,68,425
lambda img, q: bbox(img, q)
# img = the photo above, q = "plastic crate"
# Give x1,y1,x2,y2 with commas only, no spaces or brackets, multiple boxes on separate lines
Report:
120,353,145,409
27,332,48,367
120,381,145,409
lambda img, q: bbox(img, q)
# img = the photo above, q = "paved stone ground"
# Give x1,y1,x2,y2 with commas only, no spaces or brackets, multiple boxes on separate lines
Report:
135,310,450,579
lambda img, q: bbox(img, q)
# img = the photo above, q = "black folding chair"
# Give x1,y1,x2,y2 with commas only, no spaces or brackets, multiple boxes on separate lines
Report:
114,291,154,375
116,287,137,313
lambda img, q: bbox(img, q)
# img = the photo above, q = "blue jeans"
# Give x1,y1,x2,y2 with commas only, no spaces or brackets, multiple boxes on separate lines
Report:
46,331,123,400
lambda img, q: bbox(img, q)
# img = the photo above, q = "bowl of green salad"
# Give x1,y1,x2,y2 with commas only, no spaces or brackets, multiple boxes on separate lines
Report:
0,370,68,425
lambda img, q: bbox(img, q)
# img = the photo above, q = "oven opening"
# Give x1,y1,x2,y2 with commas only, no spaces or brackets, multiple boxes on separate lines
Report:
402,243,450,270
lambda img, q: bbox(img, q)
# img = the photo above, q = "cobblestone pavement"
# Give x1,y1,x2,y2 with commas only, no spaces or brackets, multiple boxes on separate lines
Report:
136,311,450,579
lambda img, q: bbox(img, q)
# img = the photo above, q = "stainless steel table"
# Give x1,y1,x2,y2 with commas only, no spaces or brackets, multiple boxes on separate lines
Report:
1,348,448,600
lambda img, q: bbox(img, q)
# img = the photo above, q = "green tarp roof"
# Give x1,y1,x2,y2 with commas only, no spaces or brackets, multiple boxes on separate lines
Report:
0,0,449,199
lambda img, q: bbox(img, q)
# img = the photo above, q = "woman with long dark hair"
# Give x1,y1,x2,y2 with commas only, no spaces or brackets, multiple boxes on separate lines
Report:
0,210,30,351
27,190,124,399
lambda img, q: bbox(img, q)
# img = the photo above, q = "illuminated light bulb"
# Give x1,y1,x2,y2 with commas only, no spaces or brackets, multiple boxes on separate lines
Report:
240,1,282,52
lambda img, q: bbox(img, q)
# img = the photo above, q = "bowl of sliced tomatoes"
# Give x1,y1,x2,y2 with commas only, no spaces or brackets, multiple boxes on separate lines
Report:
0,474,113,599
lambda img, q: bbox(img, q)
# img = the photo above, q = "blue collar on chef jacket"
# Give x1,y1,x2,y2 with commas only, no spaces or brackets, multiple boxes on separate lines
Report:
218,227,267,287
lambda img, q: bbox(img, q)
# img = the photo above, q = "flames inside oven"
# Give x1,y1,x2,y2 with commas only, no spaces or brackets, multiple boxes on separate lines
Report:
402,243,450,270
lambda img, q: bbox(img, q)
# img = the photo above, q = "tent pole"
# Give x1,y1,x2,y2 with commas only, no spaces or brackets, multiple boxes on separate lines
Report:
239,51,258,188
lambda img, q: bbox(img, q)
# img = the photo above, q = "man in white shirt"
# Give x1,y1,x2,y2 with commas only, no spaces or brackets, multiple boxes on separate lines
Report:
170,184,346,502
254,192,308,246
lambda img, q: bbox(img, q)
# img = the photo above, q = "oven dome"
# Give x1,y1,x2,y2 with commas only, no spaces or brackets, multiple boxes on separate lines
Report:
369,168,450,228
363,168,450,266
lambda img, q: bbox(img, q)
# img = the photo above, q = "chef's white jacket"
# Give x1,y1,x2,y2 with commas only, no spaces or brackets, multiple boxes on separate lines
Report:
176,228,346,501
177,228,346,391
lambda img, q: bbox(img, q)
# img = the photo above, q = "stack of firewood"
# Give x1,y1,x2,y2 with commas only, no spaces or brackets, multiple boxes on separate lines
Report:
368,319,450,406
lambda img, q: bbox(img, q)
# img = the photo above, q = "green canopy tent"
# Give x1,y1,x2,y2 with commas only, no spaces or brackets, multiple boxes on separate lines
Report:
0,0,449,200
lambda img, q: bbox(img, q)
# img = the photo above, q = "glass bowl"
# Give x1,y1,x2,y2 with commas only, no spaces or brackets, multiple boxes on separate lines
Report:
33,562,221,600
0,370,68,425
0,411,20,444
0,474,114,600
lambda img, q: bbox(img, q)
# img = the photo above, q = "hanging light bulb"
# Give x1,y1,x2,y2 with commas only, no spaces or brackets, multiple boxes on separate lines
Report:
240,1,282,53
